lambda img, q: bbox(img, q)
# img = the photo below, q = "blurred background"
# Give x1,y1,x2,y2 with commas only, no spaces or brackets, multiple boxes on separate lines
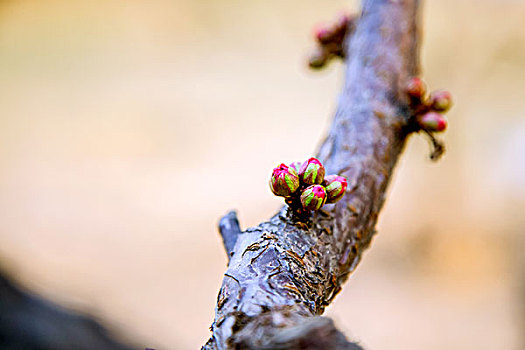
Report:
0,0,524,349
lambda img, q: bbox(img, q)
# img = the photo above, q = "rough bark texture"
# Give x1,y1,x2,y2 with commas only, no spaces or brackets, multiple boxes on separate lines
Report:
205,0,421,348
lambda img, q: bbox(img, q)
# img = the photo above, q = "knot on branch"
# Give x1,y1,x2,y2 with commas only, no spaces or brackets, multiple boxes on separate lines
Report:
405,77,453,161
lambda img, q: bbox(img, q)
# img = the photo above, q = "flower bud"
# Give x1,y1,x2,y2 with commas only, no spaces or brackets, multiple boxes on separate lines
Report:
300,185,327,211
429,90,453,112
323,175,348,203
335,13,352,33
314,25,335,45
299,157,326,185
270,164,300,197
289,161,303,174
308,50,328,69
406,77,426,99
418,111,447,132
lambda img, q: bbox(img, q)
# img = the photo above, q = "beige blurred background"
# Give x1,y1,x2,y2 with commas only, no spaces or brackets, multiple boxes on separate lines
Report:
0,0,524,349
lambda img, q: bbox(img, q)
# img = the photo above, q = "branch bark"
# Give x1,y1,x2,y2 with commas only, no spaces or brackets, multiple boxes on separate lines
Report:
219,211,242,261
205,0,421,348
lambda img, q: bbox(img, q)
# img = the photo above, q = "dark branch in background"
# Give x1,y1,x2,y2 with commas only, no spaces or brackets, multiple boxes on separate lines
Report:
0,270,134,350
204,0,423,349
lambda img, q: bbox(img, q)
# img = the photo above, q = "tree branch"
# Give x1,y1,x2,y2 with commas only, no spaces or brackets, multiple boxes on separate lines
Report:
204,0,421,348
218,211,243,261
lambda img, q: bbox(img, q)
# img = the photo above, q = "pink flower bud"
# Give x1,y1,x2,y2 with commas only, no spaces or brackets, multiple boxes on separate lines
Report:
289,161,302,174
269,163,300,197
335,13,352,32
429,90,453,112
406,77,426,99
323,175,348,203
300,185,327,211
314,24,336,44
299,157,326,185
418,111,447,132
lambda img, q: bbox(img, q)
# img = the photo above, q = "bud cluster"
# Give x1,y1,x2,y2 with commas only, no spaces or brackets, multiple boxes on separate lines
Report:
405,77,453,133
270,157,348,213
308,13,356,70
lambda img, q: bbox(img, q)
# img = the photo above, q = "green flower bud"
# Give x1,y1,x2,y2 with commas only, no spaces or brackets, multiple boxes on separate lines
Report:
429,90,453,112
300,185,327,211
418,111,447,132
289,161,303,174
269,163,300,197
308,50,328,69
299,157,326,185
323,175,348,203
